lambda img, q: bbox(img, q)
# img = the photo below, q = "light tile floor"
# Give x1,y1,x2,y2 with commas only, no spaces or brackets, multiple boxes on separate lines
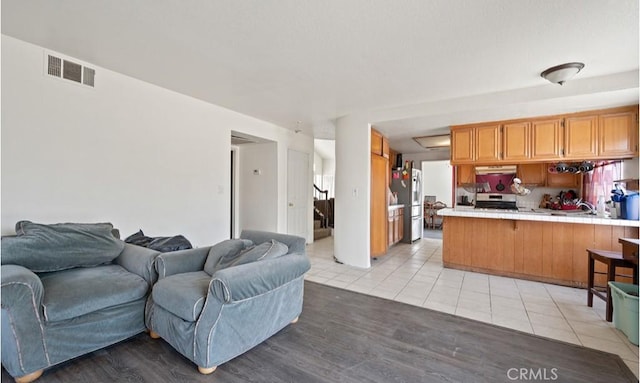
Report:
305,235,640,378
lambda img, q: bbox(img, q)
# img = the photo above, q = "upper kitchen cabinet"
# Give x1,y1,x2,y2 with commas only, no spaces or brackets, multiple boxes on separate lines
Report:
475,124,502,162
598,110,638,158
371,129,383,156
450,105,638,165
563,115,598,159
502,122,530,161
530,118,563,160
451,127,475,163
456,164,475,186
517,163,546,185
450,124,501,164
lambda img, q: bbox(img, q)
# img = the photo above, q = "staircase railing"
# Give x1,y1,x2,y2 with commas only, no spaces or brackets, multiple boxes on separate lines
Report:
313,184,328,200
313,184,332,228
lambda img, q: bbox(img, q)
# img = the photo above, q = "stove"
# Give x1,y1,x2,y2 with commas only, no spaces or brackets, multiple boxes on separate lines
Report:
475,193,518,210
472,165,519,210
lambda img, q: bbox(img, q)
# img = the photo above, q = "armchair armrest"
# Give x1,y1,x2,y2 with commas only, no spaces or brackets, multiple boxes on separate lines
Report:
116,243,161,286
210,252,310,303
155,247,210,279
1,265,49,376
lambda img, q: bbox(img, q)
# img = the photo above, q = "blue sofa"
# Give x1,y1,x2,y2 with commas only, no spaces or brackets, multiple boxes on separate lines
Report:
1,221,160,383
145,230,310,374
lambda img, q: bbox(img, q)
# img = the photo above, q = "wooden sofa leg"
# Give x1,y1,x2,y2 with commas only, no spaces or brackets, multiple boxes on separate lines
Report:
290,316,299,324
149,331,161,339
15,370,43,383
198,366,217,375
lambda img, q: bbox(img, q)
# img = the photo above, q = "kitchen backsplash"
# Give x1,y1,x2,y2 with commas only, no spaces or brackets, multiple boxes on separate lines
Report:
457,186,578,211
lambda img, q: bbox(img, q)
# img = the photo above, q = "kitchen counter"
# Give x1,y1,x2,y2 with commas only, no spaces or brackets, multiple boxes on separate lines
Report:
439,207,640,227
388,204,405,210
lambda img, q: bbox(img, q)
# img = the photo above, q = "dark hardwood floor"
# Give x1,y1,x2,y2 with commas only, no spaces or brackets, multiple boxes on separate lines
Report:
2,281,636,382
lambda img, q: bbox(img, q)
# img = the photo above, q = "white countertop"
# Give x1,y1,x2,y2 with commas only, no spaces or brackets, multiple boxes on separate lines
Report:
388,204,405,209
438,207,640,227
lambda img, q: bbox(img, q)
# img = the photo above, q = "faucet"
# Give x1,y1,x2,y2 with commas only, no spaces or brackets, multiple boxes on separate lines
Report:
575,201,596,214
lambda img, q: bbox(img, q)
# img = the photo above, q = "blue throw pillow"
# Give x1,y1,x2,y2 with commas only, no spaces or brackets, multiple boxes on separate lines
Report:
1,221,125,272
230,240,289,268
203,239,254,275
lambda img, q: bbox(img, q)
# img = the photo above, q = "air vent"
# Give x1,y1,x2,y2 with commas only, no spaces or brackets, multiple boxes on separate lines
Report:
47,55,62,77
63,60,82,83
45,53,95,88
83,67,95,87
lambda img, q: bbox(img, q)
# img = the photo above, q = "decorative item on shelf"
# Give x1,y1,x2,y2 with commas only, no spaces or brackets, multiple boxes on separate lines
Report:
510,178,531,196
539,194,553,209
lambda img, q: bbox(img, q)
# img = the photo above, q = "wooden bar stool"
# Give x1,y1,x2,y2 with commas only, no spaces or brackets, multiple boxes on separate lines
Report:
587,249,638,322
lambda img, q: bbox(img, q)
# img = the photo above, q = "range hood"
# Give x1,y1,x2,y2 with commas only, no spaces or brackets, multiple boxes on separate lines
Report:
475,165,517,175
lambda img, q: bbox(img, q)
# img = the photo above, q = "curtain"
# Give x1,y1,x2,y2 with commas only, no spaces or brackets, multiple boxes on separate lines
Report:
582,161,622,205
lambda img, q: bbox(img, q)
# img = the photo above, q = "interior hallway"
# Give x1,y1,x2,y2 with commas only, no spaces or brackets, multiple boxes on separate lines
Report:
305,235,639,378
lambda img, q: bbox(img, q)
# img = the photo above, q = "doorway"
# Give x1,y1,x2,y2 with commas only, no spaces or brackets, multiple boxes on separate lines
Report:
230,148,236,238
287,149,310,240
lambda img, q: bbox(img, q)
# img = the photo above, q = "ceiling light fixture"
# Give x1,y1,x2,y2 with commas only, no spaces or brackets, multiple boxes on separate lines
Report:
413,134,450,150
540,62,585,85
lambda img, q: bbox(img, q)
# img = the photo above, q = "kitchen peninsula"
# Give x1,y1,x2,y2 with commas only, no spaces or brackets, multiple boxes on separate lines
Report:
440,209,639,288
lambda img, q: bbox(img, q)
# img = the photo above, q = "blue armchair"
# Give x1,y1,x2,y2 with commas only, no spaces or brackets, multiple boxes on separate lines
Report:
145,230,310,374
1,221,160,383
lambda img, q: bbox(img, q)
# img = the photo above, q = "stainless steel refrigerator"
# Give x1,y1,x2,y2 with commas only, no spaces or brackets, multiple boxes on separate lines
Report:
390,168,423,243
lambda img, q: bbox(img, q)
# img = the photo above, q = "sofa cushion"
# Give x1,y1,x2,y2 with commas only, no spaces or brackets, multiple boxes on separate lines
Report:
152,271,211,322
203,239,253,275
230,240,289,267
1,221,125,272
39,265,148,322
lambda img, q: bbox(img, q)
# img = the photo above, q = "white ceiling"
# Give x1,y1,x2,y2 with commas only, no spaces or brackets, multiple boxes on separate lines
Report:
3,1,638,157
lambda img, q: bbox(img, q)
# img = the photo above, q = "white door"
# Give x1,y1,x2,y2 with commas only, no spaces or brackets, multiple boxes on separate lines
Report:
287,149,309,239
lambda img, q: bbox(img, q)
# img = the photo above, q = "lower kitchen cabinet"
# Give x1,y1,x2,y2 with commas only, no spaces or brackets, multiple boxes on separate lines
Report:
442,216,638,287
388,206,404,247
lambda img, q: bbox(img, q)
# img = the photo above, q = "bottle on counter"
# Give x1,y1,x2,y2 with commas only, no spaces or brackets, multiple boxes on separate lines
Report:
596,195,606,217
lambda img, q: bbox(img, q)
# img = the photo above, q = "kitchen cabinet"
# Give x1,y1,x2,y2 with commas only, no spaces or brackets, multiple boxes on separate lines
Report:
530,118,563,160
371,129,383,156
517,163,546,185
382,136,390,159
451,127,474,163
546,171,580,189
456,165,475,186
516,163,580,188
564,115,598,159
388,206,404,247
372,128,390,158
475,124,501,162
502,122,530,161
450,105,638,165
371,154,389,257
598,110,638,158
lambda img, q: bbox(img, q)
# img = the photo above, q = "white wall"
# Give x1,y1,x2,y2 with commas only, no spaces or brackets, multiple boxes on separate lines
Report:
421,160,453,207
238,143,278,232
314,151,324,177
322,158,336,175
1,35,314,244
334,114,371,268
